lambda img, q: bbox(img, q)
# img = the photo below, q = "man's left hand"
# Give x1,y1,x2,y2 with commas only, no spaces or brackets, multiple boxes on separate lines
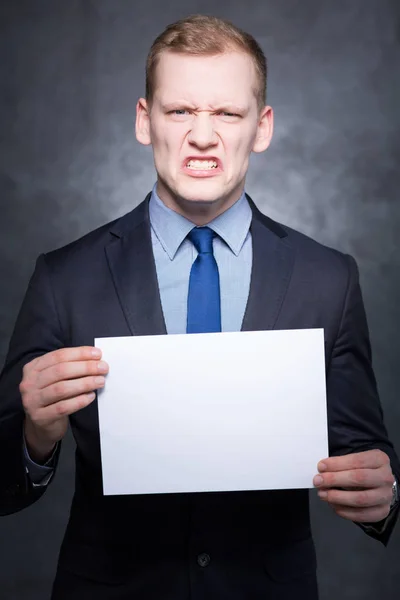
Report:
313,449,395,523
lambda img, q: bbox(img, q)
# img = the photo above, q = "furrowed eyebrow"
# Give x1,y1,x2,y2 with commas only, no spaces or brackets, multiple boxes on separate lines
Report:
162,103,196,111
212,106,246,114
162,103,247,114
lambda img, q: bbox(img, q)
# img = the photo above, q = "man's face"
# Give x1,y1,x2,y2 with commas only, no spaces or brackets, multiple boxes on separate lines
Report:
136,51,273,218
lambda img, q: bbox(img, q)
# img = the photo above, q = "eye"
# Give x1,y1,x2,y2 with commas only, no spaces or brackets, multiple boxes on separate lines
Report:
217,112,241,118
169,109,190,115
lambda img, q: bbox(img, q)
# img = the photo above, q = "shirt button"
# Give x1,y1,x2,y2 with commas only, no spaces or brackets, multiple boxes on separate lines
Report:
197,553,211,567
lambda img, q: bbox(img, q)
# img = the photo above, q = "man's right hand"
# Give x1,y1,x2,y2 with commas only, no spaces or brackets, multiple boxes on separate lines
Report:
20,346,108,463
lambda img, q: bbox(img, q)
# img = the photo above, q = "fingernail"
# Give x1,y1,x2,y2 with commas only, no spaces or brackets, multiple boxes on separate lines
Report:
318,462,327,472
314,475,324,486
92,348,102,358
95,376,105,385
318,491,328,499
97,361,108,372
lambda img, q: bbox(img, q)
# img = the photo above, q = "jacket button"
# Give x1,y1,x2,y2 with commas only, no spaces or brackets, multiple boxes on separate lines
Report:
197,553,211,567
6,483,20,496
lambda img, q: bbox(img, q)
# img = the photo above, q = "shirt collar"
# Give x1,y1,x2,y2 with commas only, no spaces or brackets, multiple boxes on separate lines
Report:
149,183,252,260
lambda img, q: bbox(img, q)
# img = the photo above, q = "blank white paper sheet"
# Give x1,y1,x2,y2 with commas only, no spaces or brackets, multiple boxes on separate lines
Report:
95,329,328,496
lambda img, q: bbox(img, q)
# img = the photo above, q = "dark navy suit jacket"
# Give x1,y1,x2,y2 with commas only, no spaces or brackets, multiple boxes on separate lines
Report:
1,194,399,599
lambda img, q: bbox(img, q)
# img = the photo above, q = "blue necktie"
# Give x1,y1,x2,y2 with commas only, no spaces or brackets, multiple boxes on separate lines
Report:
186,227,221,333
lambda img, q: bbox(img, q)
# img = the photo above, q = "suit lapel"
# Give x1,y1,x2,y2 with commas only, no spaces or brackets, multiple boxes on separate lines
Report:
105,194,167,336
241,197,295,332
105,192,294,336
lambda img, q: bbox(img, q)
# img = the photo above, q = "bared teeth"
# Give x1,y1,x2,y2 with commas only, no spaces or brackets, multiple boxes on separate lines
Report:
187,160,218,169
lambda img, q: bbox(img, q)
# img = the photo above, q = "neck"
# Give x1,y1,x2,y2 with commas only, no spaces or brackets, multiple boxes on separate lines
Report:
156,182,244,226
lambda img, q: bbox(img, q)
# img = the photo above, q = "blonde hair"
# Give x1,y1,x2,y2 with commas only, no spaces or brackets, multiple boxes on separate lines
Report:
145,14,267,110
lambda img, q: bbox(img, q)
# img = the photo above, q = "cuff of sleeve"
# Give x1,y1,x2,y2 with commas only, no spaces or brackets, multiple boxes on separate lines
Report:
356,500,400,545
23,435,58,487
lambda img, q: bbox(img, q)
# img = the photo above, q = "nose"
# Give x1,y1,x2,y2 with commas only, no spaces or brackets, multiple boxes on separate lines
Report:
188,113,218,149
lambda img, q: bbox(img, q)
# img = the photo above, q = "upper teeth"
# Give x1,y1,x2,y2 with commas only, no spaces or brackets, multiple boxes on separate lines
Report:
187,160,218,169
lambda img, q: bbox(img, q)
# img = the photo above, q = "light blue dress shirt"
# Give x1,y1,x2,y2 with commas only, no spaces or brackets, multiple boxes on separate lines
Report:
24,184,253,483
149,184,253,334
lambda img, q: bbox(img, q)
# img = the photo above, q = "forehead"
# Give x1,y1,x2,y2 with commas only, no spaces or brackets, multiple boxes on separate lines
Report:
153,51,258,107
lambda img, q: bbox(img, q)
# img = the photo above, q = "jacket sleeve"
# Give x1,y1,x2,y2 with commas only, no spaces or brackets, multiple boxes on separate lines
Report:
326,253,400,545
23,435,59,485
0,254,64,515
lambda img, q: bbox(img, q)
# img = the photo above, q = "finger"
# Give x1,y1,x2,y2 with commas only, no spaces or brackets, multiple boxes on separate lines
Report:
39,376,105,406
327,502,391,523
317,486,391,509
36,391,98,421
36,359,109,389
32,347,102,373
313,467,394,490
318,450,389,473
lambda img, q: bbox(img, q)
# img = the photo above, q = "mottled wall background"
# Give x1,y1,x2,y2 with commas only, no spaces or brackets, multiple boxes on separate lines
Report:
0,0,399,598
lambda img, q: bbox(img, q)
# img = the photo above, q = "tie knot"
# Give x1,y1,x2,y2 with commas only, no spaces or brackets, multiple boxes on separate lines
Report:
188,227,215,254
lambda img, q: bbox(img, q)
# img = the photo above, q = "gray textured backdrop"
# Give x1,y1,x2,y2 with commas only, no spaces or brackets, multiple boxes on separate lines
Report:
1,1,399,598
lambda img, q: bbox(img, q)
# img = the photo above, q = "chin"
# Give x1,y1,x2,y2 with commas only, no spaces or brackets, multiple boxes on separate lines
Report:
175,180,226,204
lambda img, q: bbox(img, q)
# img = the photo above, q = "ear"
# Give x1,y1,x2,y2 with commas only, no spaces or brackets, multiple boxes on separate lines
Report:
252,106,274,153
135,98,152,146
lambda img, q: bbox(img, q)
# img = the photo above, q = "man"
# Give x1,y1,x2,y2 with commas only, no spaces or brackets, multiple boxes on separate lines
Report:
0,14,399,600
